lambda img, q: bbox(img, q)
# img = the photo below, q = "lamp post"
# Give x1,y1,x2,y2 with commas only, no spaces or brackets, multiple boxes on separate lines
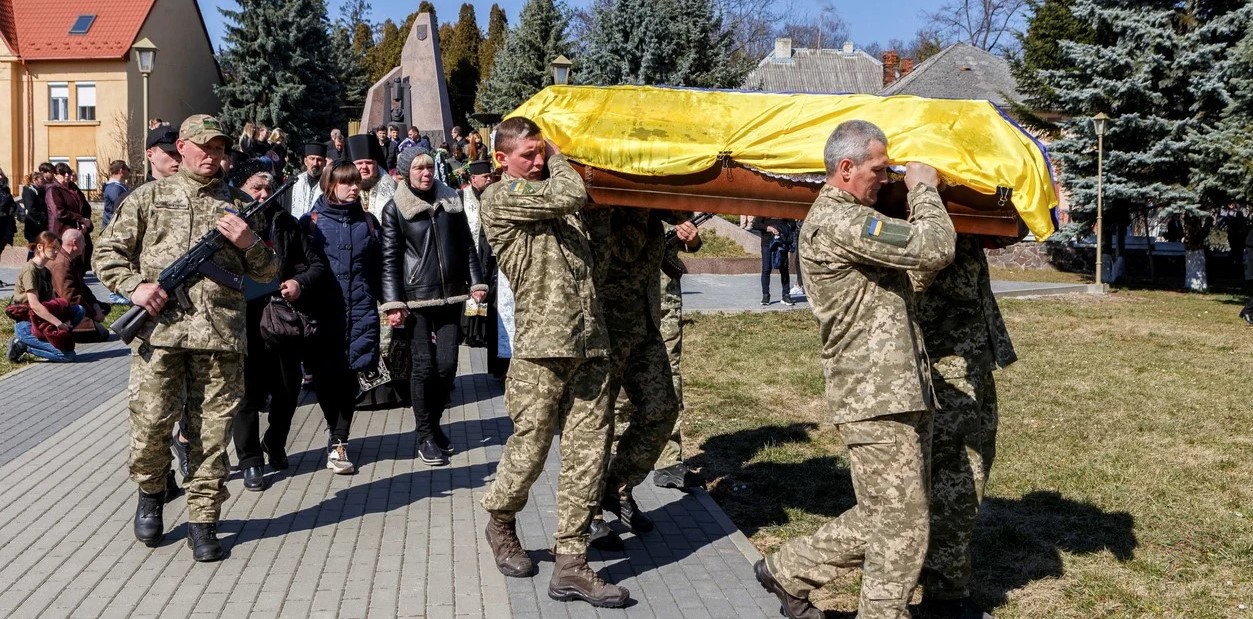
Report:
551,55,573,86
1092,112,1109,285
132,38,158,178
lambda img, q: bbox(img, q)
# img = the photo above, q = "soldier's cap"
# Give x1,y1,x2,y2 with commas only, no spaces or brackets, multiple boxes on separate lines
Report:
179,114,232,147
145,126,179,153
466,159,492,176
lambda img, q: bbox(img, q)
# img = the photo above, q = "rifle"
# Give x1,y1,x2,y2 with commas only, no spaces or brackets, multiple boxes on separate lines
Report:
660,212,717,278
111,179,296,344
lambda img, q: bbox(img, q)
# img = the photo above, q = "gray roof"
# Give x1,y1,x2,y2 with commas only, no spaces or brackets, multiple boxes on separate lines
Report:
878,42,1022,107
743,46,884,95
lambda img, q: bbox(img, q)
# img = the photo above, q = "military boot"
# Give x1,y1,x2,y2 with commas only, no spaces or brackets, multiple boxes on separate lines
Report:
485,516,533,577
134,490,166,547
754,560,822,619
187,523,225,562
600,490,654,534
548,553,630,608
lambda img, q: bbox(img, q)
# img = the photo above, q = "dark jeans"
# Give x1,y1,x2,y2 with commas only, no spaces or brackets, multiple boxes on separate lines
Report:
234,338,303,468
760,234,791,296
313,368,357,444
409,304,462,441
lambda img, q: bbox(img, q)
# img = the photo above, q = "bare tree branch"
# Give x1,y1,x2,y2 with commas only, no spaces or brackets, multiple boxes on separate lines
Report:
923,0,1027,55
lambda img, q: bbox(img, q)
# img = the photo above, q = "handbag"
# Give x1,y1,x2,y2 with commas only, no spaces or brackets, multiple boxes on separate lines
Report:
258,297,318,347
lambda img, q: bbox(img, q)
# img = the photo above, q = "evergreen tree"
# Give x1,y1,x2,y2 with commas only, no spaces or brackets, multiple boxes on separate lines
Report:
444,4,484,126
367,19,403,83
1010,0,1094,118
478,0,572,115
216,0,343,147
581,0,747,88
480,4,509,82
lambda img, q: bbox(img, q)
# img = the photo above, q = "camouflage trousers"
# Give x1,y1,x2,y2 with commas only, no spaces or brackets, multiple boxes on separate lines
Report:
614,270,685,468
767,410,932,619
921,371,999,600
128,344,243,523
604,322,680,497
481,356,612,555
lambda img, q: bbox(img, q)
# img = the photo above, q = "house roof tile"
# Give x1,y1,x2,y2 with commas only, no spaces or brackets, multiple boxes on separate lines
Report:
744,46,883,95
878,42,1022,107
0,0,156,60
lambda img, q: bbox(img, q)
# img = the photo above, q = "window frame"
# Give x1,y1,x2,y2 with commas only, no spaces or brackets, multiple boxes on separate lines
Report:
76,82,96,121
48,82,69,121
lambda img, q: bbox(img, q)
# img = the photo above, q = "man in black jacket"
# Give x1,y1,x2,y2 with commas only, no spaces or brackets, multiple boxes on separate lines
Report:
22,163,54,257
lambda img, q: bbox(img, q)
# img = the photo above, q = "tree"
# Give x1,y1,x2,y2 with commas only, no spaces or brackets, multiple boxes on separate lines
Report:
776,1,849,50
1009,0,1094,117
477,0,572,115
216,0,344,147
580,0,750,88
442,4,484,126
367,19,403,84
923,0,1028,55
864,28,946,64
332,0,373,112
479,4,509,82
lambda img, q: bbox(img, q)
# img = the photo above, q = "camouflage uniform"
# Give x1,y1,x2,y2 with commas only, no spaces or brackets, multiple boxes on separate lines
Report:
765,184,955,619
584,207,682,497
478,154,613,555
94,166,278,524
914,235,1016,601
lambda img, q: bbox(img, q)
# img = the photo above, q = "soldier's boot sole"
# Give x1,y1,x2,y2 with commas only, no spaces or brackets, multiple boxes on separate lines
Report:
547,584,630,608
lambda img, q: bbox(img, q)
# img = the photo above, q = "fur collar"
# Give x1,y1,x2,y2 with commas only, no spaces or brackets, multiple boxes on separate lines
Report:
393,180,461,220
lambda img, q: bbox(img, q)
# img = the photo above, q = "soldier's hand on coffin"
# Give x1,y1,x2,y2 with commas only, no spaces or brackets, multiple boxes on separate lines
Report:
217,213,260,249
904,162,939,190
544,138,561,157
132,283,169,317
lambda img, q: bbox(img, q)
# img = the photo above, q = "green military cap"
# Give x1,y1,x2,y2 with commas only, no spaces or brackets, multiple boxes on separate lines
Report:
180,114,232,146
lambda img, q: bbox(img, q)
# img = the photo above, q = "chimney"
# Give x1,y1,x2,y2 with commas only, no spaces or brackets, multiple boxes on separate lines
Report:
842,41,854,55
901,58,915,76
774,38,793,61
882,50,900,87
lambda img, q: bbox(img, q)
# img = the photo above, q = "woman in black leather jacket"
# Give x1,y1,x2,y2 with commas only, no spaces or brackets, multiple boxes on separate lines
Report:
381,147,486,466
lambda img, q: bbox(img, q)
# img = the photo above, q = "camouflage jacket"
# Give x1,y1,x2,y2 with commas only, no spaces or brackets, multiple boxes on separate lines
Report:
799,183,955,424
93,169,279,353
584,207,688,345
480,154,609,359
915,235,1017,379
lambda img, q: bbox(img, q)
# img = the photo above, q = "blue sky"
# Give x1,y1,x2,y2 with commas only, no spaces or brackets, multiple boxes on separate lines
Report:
197,0,949,54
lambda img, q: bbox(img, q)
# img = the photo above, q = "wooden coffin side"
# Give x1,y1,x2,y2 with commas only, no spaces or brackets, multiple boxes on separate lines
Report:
568,161,1026,238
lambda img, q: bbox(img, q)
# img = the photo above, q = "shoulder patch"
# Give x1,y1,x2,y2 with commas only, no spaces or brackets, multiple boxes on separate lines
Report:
507,180,539,195
862,216,912,248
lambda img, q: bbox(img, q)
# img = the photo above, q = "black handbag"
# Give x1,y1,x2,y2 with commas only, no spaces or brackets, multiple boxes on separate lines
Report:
259,297,318,347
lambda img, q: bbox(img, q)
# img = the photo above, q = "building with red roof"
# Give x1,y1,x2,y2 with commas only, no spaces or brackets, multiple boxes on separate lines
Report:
0,0,221,190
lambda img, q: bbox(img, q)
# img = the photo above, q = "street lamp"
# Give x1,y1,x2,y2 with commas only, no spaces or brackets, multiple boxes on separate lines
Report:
1092,112,1109,285
132,38,158,178
551,55,572,86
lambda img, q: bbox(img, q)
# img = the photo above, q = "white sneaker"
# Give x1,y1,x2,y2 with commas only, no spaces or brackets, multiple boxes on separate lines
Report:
327,441,355,474
789,286,805,296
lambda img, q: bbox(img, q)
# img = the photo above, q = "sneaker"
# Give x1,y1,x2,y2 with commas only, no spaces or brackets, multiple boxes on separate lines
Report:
107,292,132,306
6,337,26,363
432,426,455,454
781,294,795,306
760,294,770,306
418,439,448,466
789,285,805,297
326,441,355,474
1241,308,1253,325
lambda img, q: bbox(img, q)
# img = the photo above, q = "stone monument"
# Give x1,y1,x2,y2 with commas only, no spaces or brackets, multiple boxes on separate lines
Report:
360,12,454,147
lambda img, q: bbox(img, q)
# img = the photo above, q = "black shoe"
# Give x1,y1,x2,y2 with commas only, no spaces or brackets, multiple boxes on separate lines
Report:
432,426,454,454
781,294,795,306
187,523,224,562
242,466,266,491
265,442,289,470
920,596,995,619
588,519,625,551
172,438,190,481
754,560,822,619
164,470,183,502
418,439,448,466
653,463,692,490
760,294,770,306
600,491,654,534
1241,308,1253,325
134,490,165,547
6,337,26,363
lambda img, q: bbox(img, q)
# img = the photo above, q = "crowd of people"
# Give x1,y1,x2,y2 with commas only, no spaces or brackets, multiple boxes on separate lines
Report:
1,107,1021,619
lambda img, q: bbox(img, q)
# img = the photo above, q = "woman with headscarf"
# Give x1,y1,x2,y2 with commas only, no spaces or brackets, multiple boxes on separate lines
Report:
380,147,486,466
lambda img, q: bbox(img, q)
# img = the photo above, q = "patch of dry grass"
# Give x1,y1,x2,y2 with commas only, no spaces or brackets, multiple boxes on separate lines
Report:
682,290,1253,617
696,229,753,258
990,267,1092,284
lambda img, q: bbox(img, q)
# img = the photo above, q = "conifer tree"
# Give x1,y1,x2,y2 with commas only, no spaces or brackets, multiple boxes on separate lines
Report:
443,4,484,125
479,4,509,86
368,19,403,83
478,0,572,115
1009,0,1094,120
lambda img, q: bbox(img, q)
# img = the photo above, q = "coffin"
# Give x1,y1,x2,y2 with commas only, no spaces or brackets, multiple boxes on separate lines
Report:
508,86,1059,240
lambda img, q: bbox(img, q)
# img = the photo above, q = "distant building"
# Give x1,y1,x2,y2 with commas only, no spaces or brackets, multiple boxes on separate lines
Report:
0,0,221,190
743,38,884,95
879,42,1022,108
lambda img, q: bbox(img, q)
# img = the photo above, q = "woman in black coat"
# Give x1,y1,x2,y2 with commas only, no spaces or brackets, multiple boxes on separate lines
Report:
380,147,485,466
229,160,328,490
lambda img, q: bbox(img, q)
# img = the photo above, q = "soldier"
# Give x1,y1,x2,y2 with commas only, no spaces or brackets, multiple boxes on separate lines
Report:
94,115,279,562
478,116,629,608
914,236,1015,619
754,120,955,619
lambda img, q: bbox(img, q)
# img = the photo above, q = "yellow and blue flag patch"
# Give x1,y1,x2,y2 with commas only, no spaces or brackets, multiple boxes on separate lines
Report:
862,216,912,247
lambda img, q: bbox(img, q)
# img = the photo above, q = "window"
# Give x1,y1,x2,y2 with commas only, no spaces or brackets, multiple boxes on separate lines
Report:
69,15,95,35
76,83,96,120
75,158,98,191
49,83,68,121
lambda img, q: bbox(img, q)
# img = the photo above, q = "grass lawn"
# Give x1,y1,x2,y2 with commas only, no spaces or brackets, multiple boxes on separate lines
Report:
682,290,1253,617
990,266,1092,285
